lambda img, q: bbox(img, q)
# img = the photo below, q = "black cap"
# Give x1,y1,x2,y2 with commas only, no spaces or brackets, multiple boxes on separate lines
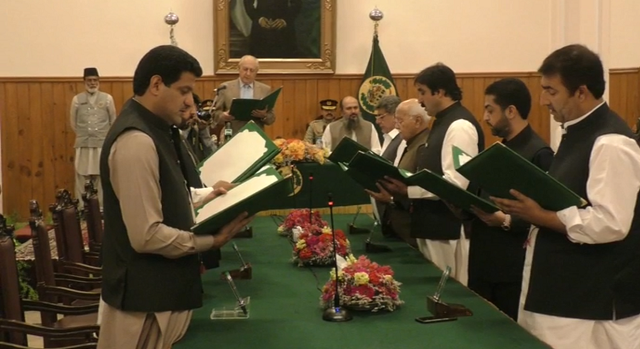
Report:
320,99,338,110
83,67,99,78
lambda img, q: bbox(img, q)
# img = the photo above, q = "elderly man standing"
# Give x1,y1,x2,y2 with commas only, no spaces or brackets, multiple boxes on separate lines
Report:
70,67,116,208
367,99,430,246
213,55,275,135
321,96,381,154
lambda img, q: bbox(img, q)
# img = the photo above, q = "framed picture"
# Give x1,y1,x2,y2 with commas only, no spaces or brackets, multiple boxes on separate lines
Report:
213,0,336,74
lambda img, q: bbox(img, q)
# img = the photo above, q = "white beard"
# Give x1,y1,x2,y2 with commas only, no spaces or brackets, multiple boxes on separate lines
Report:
86,87,98,94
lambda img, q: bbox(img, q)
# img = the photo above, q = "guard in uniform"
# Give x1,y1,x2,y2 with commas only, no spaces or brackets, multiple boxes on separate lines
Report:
304,99,337,145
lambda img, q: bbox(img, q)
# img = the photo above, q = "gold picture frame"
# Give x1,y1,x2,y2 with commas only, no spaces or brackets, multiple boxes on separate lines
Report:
213,0,336,74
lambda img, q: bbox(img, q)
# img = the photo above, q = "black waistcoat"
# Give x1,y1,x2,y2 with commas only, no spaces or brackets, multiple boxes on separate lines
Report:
381,133,403,162
524,103,640,320
469,125,553,283
410,102,485,240
99,99,203,312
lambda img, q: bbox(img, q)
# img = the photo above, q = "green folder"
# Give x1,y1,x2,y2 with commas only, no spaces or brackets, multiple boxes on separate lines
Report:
327,137,382,164
192,166,293,235
197,121,281,185
347,151,414,184
338,162,381,192
228,87,282,121
407,170,499,213
456,142,587,211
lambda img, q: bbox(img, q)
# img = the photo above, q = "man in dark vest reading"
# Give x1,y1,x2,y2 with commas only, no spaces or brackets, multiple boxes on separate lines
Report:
492,44,640,349
380,63,485,286
96,45,253,349
467,78,554,321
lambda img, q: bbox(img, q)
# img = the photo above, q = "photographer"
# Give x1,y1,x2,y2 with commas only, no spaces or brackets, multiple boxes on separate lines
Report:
180,93,217,162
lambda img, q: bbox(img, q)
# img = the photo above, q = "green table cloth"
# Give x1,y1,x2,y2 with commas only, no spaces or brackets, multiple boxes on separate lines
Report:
271,162,370,209
175,214,550,349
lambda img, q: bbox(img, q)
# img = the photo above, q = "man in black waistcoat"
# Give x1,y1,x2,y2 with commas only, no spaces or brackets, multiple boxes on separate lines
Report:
467,78,554,321
96,45,254,349
381,63,484,286
492,44,640,349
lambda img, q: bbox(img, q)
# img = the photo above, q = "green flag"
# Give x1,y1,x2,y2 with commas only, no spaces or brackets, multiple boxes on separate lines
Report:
357,33,398,136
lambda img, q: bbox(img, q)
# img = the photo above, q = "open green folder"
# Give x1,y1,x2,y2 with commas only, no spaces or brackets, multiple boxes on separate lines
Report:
192,166,293,235
407,170,499,213
340,156,499,213
327,137,382,164
228,87,282,121
456,142,587,211
347,151,414,184
197,121,281,185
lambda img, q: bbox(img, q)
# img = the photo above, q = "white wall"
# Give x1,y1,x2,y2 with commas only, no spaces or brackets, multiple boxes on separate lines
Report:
610,0,640,68
2,0,552,76
0,0,639,209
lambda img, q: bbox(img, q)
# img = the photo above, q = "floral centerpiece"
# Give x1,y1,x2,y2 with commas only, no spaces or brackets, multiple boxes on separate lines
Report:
320,255,404,312
292,226,351,267
272,138,329,168
277,209,326,236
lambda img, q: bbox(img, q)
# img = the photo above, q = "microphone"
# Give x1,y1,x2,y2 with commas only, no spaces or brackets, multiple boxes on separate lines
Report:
214,85,227,93
322,193,353,322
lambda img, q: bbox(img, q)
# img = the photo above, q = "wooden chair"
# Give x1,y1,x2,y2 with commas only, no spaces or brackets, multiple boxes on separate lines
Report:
81,181,102,254
49,190,100,267
30,200,101,298
0,214,99,348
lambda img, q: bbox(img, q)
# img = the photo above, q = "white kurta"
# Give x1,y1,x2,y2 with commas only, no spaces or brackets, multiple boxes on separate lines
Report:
407,119,479,286
518,103,640,349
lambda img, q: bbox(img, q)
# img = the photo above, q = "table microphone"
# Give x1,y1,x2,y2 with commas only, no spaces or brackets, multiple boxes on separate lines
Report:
322,193,353,322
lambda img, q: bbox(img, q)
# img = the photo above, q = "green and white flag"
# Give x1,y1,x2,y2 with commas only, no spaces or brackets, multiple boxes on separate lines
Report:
357,33,398,137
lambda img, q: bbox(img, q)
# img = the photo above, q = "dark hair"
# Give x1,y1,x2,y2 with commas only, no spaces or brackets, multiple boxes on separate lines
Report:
376,95,401,114
538,44,605,99
133,45,203,96
414,63,462,101
484,78,532,119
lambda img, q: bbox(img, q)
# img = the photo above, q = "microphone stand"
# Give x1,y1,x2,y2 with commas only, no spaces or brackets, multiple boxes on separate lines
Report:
308,172,314,223
290,164,297,209
322,193,353,322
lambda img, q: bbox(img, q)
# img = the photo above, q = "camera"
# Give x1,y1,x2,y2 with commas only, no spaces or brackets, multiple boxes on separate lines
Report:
196,99,215,122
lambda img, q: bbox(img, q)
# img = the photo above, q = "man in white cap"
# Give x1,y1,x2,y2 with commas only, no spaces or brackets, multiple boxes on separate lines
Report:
70,67,116,208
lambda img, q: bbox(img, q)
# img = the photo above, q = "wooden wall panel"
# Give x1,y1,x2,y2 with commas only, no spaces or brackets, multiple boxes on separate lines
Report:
609,68,640,129
1,70,635,219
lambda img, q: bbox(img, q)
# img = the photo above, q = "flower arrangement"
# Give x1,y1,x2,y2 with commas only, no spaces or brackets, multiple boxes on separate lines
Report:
277,209,326,236
292,226,351,267
272,138,329,168
320,255,404,312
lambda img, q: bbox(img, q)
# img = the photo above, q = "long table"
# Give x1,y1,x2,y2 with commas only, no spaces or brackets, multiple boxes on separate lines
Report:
175,214,550,349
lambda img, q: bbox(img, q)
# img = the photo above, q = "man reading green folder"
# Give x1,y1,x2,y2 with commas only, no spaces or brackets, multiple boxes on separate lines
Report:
488,45,640,349
377,64,485,287
463,78,554,322
213,55,278,134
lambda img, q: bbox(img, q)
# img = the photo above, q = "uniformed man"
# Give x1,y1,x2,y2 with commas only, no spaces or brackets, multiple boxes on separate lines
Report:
70,67,116,208
304,99,337,145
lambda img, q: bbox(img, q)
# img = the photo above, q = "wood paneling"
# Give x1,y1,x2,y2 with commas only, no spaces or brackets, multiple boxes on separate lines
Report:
609,68,640,129
1,70,635,219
